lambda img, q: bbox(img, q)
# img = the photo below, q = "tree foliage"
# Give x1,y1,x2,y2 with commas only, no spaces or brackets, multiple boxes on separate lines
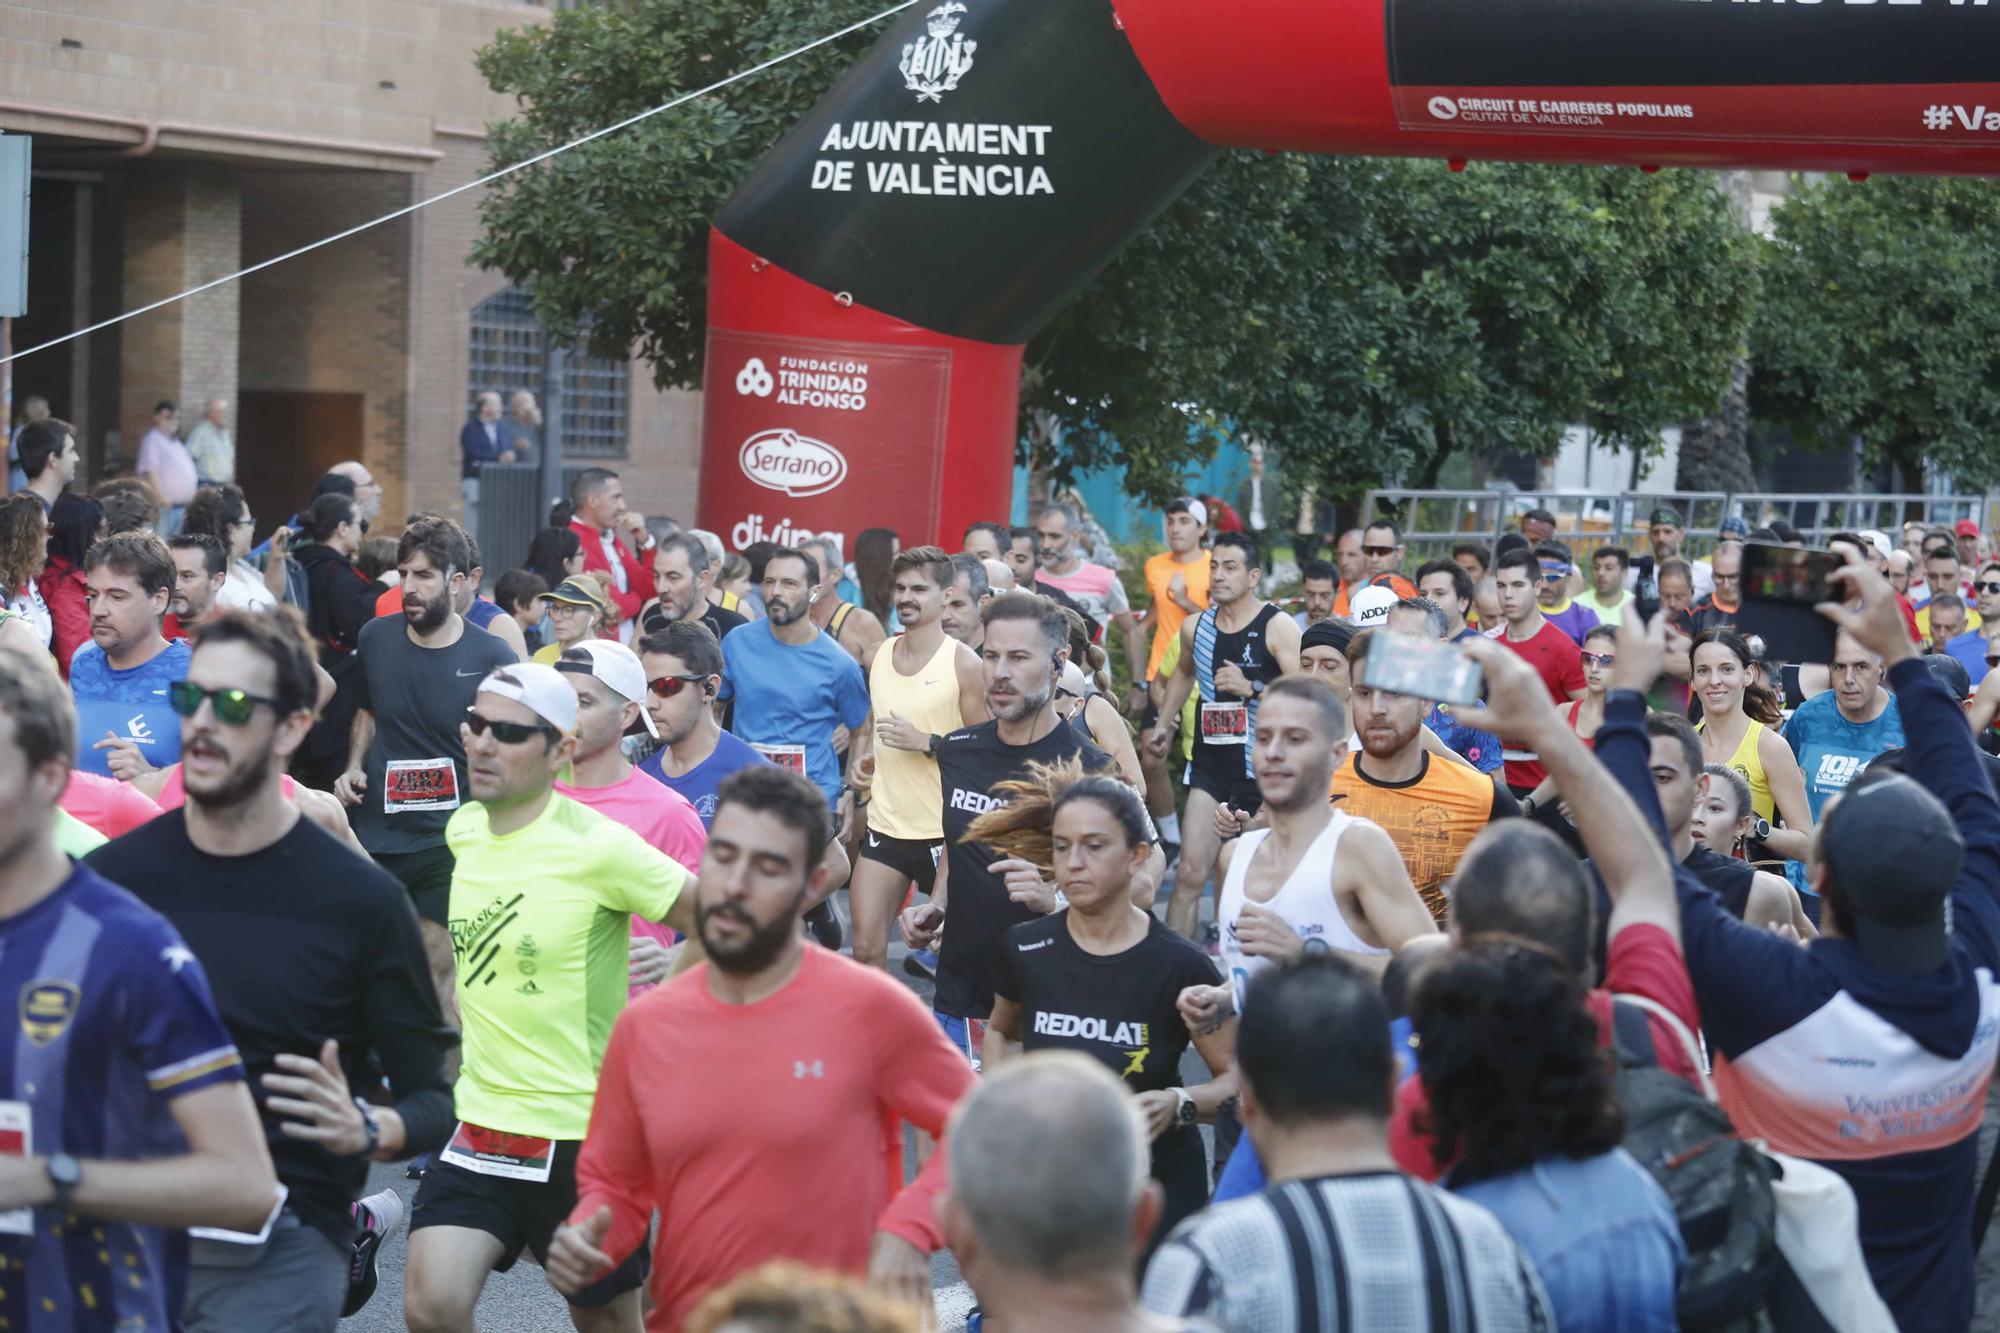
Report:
473,0,1756,503
1751,175,2000,492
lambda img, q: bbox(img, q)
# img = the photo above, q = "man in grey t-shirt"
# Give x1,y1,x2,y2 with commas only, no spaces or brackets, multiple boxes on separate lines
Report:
335,520,513,1012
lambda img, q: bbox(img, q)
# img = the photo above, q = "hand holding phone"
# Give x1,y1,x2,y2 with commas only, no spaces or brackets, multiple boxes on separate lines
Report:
1359,632,1484,707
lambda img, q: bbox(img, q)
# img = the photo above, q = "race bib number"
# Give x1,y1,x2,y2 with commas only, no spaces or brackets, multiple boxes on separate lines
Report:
440,1122,556,1182
1200,701,1249,745
384,758,461,814
0,1102,28,1234
752,743,808,776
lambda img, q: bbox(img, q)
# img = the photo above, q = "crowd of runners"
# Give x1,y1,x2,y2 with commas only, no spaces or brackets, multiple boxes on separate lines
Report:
3,415,2000,1332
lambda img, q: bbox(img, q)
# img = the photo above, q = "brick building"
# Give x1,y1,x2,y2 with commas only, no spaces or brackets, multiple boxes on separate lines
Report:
1,0,701,560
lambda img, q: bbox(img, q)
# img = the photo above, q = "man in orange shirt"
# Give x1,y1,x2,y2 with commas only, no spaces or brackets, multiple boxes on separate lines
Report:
547,765,973,1330
1136,497,1212,855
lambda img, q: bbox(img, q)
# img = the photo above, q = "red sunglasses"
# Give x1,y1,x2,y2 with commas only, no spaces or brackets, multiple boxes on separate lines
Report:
647,674,708,700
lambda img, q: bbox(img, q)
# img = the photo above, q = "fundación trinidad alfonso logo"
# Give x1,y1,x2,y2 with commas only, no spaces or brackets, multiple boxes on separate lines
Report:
901,1,977,103
739,429,849,498
736,357,775,398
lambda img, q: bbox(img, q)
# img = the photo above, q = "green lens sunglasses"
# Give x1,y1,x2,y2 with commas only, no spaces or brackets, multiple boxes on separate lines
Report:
167,681,289,724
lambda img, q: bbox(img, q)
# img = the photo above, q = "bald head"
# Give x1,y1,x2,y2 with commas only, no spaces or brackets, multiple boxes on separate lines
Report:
946,1053,1148,1279
1450,820,1594,978
326,460,381,521
982,557,1015,594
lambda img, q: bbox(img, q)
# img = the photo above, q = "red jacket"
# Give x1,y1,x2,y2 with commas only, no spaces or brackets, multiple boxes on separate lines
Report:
568,518,650,625
37,558,90,679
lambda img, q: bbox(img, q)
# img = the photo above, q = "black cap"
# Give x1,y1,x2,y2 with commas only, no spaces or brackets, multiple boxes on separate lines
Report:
1820,771,1963,976
1924,653,1973,703
1302,617,1356,657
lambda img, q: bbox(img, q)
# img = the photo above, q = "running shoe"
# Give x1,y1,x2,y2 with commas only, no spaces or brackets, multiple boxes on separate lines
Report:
805,898,844,951
902,947,938,983
342,1187,405,1317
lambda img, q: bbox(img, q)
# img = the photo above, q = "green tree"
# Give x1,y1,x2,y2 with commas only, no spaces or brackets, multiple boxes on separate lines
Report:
1752,175,2000,492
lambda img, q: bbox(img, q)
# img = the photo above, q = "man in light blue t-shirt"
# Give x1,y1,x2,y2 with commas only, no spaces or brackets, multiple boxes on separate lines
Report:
69,532,191,778
717,548,870,813
1783,631,1903,903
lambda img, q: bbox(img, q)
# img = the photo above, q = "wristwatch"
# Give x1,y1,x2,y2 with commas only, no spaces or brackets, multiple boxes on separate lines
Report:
352,1097,382,1159
1172,1088,1197,1126
924,732,939,757
1752,816,1774,841
46,1153,80,1210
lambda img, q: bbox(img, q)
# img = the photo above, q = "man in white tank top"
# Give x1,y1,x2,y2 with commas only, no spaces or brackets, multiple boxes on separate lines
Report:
1180,677,1438,1031
848,547,988,971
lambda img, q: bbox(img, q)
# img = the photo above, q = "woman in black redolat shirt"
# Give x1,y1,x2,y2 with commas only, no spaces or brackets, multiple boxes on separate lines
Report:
981,773,1236,1254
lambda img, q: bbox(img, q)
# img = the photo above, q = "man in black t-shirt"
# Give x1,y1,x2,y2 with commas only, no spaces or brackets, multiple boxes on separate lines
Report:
641,534,746,645
901,593,1166,1060
88,611,454,1331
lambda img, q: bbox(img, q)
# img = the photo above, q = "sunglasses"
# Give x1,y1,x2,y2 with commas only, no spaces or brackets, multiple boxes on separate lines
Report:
647,674,708,700
1538,571,1568,583
1977,581,2000,596
167,681,288,724
1580,651,1616,668
1362,545,1398,557
463,709,556,745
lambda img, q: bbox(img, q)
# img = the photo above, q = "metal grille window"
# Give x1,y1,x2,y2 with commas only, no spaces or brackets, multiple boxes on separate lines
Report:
467,288,628,460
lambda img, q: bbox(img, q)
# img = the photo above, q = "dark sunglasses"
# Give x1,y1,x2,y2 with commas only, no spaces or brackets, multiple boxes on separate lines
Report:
647,674,708,700
463,708,556,745
1976,581,2000,596
167,681,288,724
1362,544,1398,557
1580,651,1616,668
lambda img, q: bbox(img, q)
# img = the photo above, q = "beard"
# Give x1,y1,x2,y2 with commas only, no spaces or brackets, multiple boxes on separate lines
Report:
1360,719,1421,761
405,592,450,634
988,680,1052,723
697,891,807,975
185,741,279,812
766,595,808,627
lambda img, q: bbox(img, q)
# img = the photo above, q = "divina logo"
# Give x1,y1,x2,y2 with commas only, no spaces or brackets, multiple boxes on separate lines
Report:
739,429,849,498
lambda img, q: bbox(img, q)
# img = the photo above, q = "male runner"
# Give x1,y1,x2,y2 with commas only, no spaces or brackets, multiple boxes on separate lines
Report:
168,532,229,634
90,611,455,1329
402,663,696,1333
962,521,1010,567
72,532,190,778
849,546,986,971
1148,532,1301,939
720,546,871,821
1578,545,1633,626
1178,676,1435,1035
1035,501,1137,655
1533,541,1601,644
902,593,1166,1061
554,640,708,992
547,766,972,1328
1416,558,1480,642
0,654,277,1332
940,553,992,652
1003,525,1039,591
640,534,746,644
802,535,887,668
637,622,768,826
1138,497,1212,703
1386,597,1502,773
1293,559,1338,631
1488,544,1586,792
1688,539,1743,634
1353,519,1419,604
1330,528,1367,617
336,519,515,1012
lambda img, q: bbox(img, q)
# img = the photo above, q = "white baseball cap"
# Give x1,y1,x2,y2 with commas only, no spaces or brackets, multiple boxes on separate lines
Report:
1857,529,1893,561
555,640,660,740
1350,585,1398,629
475,663,578,734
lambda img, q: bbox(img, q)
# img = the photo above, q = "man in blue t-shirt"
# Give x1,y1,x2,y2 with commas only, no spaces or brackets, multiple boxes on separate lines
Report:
0,652,277,1332
69,532,192,779
1782,631,1904,904
718,548,870,815
637,621,771,827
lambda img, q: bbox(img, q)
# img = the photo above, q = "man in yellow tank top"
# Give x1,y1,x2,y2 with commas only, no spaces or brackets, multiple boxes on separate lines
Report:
848,546,989,971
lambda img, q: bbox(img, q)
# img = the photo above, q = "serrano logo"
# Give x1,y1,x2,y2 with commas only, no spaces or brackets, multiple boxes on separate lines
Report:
1427,96,1460,120
738,429,849,498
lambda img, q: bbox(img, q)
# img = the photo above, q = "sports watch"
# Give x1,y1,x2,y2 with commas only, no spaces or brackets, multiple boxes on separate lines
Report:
1752,816,1773,842
46,1154,80,1210
1173,1088,1197,1126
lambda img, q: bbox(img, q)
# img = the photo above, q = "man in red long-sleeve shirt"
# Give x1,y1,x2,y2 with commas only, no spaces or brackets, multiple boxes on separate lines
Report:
567,469,654,639
548,764,973,1329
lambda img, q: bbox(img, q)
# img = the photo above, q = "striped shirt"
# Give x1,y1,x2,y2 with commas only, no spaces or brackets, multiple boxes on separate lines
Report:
0,865,244,1331
1141,1171,1552,1333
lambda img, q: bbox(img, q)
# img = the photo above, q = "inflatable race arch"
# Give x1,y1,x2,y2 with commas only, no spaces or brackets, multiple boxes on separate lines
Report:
697,0,2000,552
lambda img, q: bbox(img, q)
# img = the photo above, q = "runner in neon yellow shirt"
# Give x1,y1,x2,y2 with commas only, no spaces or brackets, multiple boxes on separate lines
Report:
405,663,697,1332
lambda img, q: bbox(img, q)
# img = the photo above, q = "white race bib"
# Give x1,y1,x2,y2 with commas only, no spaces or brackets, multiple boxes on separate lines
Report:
1199,701,1249,745
751,743,808,776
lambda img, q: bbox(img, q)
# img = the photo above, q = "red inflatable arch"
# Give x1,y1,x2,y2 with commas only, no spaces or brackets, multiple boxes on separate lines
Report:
698,0,2000,554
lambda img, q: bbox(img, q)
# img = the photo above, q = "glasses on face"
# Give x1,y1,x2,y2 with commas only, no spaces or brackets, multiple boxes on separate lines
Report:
1977,582,2000,596
1580,651,1616,668
1713,573,1741,584
463,709,555,745
168,681,287,724
1362,545,1398,557
647,674,707,700
1538,571,1567,584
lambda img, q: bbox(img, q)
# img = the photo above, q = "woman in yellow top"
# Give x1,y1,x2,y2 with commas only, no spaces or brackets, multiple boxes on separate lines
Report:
531,573,615,665
1691,627,1813,862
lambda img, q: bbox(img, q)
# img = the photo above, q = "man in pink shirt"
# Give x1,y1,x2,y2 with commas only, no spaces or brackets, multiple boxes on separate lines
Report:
547,765,973,1328
136,399,199,537
553,640,707,994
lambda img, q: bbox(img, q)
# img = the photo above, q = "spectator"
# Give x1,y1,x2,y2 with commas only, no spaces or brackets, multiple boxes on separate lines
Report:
944,1054,1204,1333
717,552,754,611
293,493,387,788
532,573,615,665
136,400,197,537
71,531,190,778
855,526,901,628
357,534,399,583
181,485,281,613
183,396,235,486
1142,956,1552,1330
325,460,383,526
0,493,52,652
458,391,509,531
15,415,78,513
38,491,103,676
95,476,160,535
1236,441,1283,538
495,569,549,655
525,524,584,590
504,390,541,459
1958,518,1984,572
567,468,653,635
5,391,49,492
1415,940,1683,1332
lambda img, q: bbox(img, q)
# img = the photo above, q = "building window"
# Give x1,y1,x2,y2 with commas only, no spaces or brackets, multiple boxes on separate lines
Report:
467,287,628,460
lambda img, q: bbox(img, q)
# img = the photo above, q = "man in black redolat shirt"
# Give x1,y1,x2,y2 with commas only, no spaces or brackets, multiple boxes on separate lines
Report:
87,611,455,1331
900,593,1166,1063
